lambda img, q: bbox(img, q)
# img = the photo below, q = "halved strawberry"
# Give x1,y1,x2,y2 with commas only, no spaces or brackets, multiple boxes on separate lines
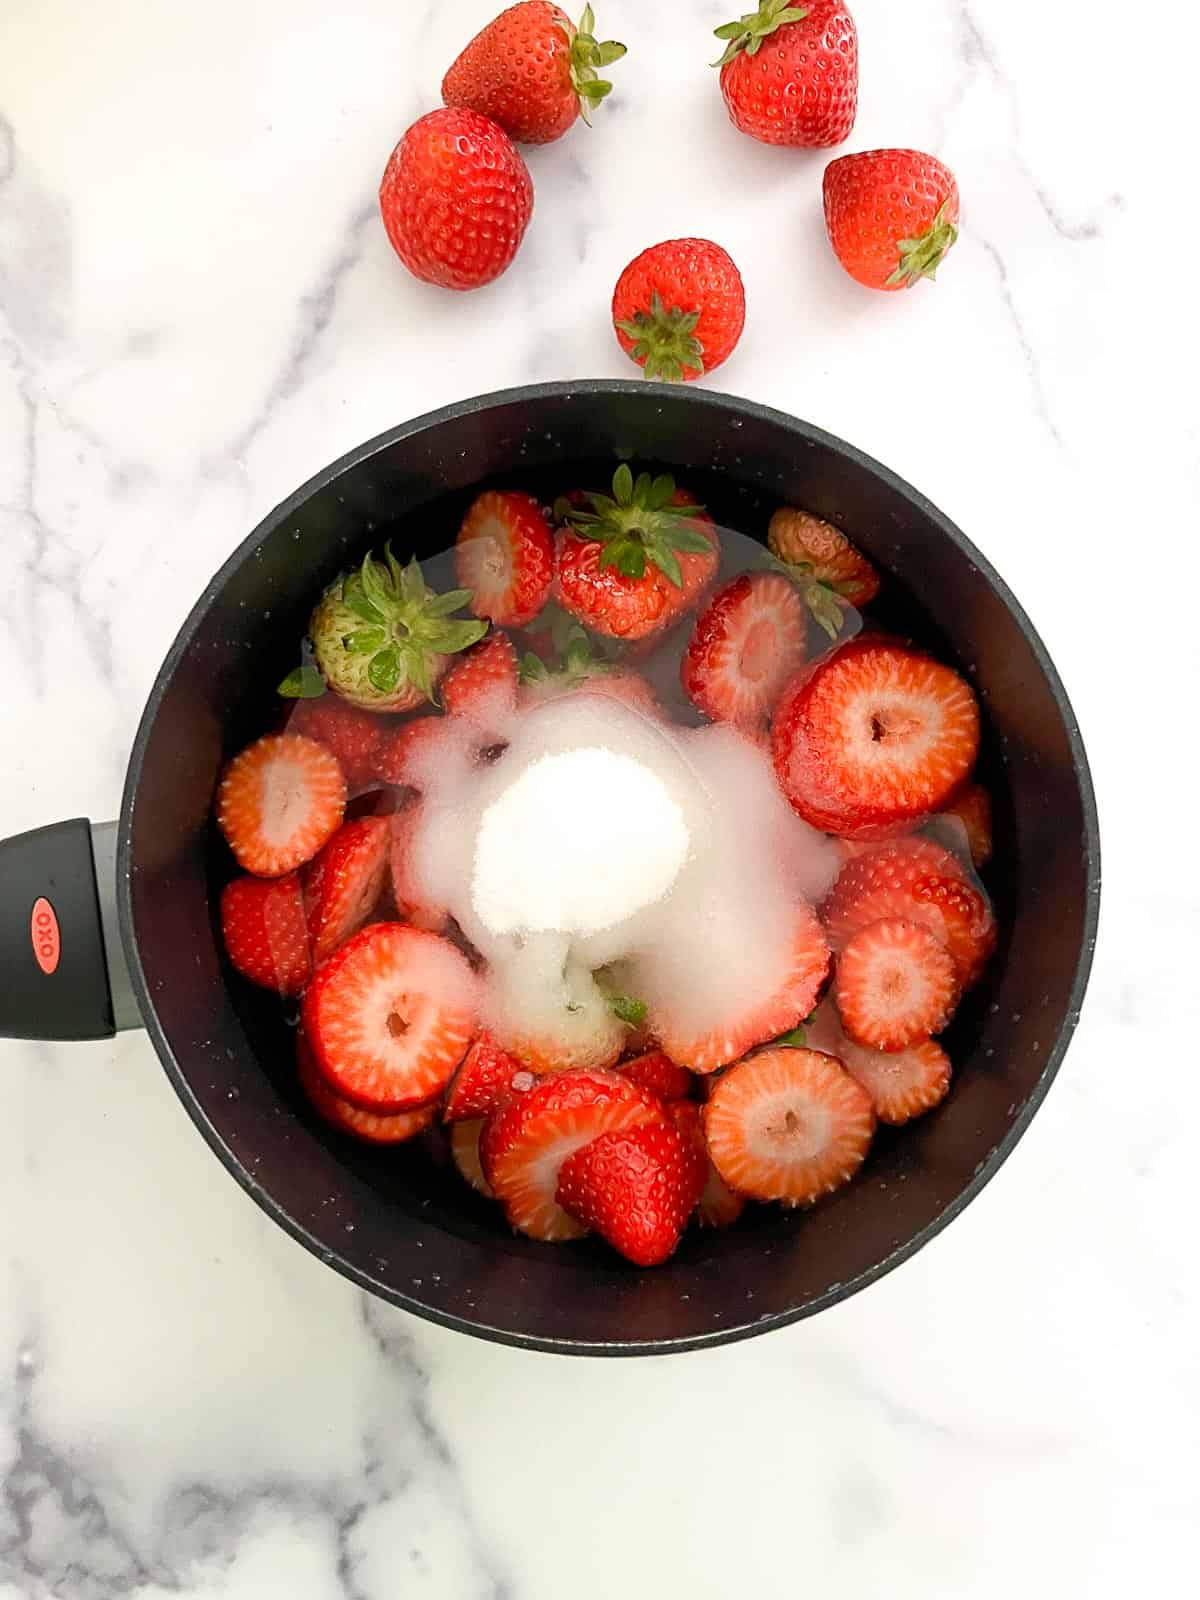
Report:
931,782,993,869
285,697,386,790
767,507,880,609
832,1033,951,1125
296,1031,438,1144
833,916,959,1051
682,572,808,730
303,817,391,967
444,1033,527,1123
704,1046,875,1206
301,922,477,1111
389,805,449,933
480,1068,665,1242
772,639,980,837
556,1119,704,1266
215,733,346,877
450,1118,494,1197
442,631,519,725
455,490,556,627
822,836,995,986
220,872,311,995
652,902,830,1074
619,1050,694,1102
668,1100,745,1228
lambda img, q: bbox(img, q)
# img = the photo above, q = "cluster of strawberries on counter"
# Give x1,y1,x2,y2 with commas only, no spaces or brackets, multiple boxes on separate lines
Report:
378,2,961,381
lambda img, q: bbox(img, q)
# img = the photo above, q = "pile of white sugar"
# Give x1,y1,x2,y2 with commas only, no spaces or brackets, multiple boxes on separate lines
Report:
472,748,690,938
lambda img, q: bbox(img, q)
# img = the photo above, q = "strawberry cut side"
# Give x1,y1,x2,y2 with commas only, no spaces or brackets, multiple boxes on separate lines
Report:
556,1119,704,1267
297,1031,439,1145
450,1118,494,1197
833,1033,952,1126
704,1047,875,1207
682,572,808,730
833,916,959,1052
480,1069,666,1242
220,872,311,995
216,733,347,878
302,923,477,1112
303,817,391,968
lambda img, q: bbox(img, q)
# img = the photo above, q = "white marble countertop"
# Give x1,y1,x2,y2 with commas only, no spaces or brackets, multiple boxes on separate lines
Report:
2,1,1197,1595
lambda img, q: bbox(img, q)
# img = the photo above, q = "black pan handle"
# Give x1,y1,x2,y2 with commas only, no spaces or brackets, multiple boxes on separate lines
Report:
0,819,140,1041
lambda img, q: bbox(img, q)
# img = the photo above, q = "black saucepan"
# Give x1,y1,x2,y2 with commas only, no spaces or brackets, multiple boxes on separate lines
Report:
0,382,1100,1355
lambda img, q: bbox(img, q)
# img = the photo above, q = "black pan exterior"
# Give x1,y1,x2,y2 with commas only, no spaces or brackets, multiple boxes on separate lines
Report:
117,383,1099,1355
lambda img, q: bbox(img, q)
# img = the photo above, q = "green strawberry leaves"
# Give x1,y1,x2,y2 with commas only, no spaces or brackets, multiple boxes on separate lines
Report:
561,5,627,126
887,201,960,287
278,664,326,699
609,994,648,1028
768,554,853,642
564,466,713,591
615,290,705,384
713,0,809,67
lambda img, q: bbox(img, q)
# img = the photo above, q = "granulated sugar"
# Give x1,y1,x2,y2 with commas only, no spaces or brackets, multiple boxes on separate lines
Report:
472,747,690,937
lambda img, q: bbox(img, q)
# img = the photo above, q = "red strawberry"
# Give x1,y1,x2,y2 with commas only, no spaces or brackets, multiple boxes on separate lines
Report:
556,467,719,640
931,782,993,869
302,923,477,1111
668,1100,746,1228
444,1034,528,1123
450,1118,494,1196
442,3,627,145
442,632,519,725
704,1046,875,1206
297,1031,438,1145
220,872,311,995
833,916,959,1051
379,108,534,291
619,1050,694,1103
389,806,449,933
556,1120,703,1266
715,0,857,148
302,817,391,967
832,1033,951,1125
216,733,346,877
822,837,996,986
612,238,745,384
767,507,880,610
771,638,980,837
653,902,830,1074
480,1068,665,1241
283,698,385,791
682,572,808,730
455,491,556,627
372,716,449,789
824,148,960,291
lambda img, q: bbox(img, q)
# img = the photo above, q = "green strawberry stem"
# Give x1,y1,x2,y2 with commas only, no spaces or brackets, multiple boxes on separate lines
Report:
566,465,712,590
557,5,627,126
768,554,853,642
608,994,648,1028
615,290,705,384
886,201,959,287
712,0,809,68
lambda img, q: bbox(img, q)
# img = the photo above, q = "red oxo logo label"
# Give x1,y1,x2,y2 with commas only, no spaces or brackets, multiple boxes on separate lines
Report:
31,897,61,975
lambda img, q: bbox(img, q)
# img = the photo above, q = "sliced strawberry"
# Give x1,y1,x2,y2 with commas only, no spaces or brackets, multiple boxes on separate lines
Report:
832,1033,951,1125
450,1118,494,1197
652,902,830,1074
443,1033,526,1123
619,1050,694,1103
931,782,993,869
682,572,808,730
833,916,959,1051
556,1120,703,1267
455,490,555,628
301,922,477,1112
220,872,311,995
479,1069,665,1242
303,817,391,967
822,836,995,986
285,697,386,790
767,507,880,609
215,732,346,877
389,805,450,933
297,1031,438,1145
772,639,980,837
442,631,519,725
668,1100,745,1228
704,1047,875,1206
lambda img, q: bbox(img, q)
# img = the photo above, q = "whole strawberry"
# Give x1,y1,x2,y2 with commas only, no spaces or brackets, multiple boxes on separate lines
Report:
443,3,626,145
612,238,745,384
557,466,719,639
715,0,857,148
379,108,533,291
306,546,487,713
823,149,960,290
